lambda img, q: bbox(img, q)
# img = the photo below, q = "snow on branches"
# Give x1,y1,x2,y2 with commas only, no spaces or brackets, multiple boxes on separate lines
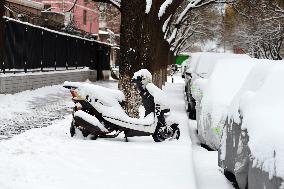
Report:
94,0,231,55
109,0,121,8
223,0,284,60
146,0,152,13
162,0,228,54
158,0,174,18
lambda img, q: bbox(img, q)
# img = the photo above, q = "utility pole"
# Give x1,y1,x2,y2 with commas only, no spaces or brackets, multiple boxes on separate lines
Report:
0,0,5,66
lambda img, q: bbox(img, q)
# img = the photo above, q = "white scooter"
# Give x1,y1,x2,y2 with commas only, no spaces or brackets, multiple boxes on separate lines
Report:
63,69,180,142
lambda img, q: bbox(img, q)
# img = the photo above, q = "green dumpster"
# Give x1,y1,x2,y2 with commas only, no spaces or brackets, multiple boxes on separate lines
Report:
176,55,189,65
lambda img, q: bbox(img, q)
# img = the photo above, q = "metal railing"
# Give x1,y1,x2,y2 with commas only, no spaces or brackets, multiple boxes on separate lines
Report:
1,17,111,74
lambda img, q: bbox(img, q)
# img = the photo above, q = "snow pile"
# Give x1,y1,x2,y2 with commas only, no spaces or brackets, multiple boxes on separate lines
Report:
63,81,125,107
197,58,255,149
226,59,284,179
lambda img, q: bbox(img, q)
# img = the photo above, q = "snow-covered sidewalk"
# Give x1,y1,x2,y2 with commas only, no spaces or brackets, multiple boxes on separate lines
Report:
165,77,234,189
0,78,233,189
0,81,117,140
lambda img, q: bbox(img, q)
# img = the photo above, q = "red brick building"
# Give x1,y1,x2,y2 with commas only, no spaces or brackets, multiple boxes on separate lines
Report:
34,0,100,35
5,0,44,24
4,0,121,43
98,3,120,45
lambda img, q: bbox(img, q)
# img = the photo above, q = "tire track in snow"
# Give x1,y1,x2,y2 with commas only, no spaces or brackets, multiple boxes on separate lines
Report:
0,93,71,140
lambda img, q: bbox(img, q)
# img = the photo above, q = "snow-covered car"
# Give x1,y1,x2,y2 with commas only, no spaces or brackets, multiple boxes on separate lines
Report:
181,57,192,98
183,52,202,119
184,52,250,120
219,59,284,189
195,57,253,150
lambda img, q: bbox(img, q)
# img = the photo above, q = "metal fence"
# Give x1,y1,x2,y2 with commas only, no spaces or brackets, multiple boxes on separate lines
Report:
1,17,111,74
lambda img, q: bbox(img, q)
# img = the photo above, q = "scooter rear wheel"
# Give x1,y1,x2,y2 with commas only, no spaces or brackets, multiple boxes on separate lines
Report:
70,120,76,137
70,120,95,139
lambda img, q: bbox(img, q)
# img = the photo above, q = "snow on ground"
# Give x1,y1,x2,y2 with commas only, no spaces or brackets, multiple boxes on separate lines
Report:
170,75,234,189
0,85,68,120
0,76,233,189
0,116,194,189
188,120,234,189
0,85,71,139
0,80,118,140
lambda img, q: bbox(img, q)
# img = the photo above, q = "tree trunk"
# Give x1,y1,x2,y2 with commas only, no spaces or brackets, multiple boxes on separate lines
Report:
0,0,4,66
119,0,171,117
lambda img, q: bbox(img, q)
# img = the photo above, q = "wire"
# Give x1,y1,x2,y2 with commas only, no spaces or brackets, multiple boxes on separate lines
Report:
64,0,78,13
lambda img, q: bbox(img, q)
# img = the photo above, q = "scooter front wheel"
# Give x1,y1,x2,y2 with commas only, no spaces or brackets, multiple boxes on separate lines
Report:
152,127,166,142
152,125,180,142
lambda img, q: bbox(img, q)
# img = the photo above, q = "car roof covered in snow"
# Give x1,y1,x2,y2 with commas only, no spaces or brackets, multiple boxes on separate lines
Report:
191,52,250,78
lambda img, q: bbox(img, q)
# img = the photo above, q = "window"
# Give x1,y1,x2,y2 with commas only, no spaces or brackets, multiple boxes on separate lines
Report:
44,4,51,11
83,10,87,25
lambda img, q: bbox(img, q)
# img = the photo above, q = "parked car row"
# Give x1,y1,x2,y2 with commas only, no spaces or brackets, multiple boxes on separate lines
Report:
183,52,284,189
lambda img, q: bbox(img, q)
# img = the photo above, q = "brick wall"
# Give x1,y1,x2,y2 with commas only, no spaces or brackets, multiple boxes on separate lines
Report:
0,69,97,94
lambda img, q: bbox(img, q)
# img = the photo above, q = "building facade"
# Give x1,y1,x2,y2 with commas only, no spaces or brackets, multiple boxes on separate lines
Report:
33,0,99,35
5,0,44,25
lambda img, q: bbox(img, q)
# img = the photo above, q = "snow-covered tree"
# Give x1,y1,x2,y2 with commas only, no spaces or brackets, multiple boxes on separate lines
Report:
90,0,231,117
168,4,222,54
223,0,284,59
